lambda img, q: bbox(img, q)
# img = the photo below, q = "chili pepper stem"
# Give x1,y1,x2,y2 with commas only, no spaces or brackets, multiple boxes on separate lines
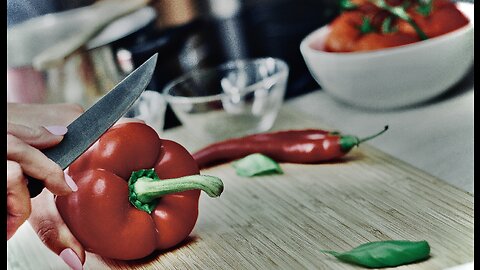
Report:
358,125,389,144
128,169,224,213
340,126,389,152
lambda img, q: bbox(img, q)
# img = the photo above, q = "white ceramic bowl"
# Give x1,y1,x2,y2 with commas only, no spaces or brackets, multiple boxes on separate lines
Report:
300,6,474,110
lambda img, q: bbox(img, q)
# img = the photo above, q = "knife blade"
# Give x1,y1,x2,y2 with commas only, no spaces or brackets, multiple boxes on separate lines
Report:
27,53,158,197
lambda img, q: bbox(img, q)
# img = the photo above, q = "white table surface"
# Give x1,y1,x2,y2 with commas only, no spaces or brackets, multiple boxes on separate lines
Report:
284,67,474,194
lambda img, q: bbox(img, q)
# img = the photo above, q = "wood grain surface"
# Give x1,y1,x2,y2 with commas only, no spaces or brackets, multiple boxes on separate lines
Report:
7,108,474,270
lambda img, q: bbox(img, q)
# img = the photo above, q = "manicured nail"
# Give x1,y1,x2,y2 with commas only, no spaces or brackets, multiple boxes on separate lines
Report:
59,248,83,270
64,172,78,192
45,125,68,136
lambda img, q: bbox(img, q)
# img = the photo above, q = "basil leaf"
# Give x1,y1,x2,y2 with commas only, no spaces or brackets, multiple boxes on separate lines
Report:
232,153,283,177
368,0,428,40
416,0,433,16
381,17,398,33
402,0,412,10
340,0,358,10
359,16,374,34
321,240,431,268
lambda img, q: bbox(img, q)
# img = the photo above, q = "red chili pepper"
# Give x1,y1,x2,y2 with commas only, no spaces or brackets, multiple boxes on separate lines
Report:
193,126,388,169
55,122,223,260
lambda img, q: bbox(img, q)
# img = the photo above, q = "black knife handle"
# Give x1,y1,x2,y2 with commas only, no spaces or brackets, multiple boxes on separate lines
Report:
26,175,46,198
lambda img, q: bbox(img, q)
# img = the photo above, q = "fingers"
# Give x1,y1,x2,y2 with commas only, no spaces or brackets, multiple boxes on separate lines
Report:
7,122,67,149
7,134,77,196
7,160,31,240
29,190,85,270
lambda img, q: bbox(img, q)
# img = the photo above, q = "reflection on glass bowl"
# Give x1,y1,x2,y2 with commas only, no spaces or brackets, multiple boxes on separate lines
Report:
163,57,289,141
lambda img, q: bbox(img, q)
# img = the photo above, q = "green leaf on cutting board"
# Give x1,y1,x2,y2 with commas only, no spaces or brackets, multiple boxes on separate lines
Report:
232,153,283,177
321,240,431,268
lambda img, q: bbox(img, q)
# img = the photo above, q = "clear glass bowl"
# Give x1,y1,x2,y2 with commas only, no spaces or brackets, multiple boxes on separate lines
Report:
123,90,166,135
163,58,289,141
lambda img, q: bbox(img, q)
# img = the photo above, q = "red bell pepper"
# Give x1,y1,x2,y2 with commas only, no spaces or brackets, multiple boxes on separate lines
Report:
55,122,223,260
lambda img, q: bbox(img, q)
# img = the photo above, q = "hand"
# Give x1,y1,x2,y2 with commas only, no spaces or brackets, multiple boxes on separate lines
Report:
7,122,75,239
8,102,145,269
7,103,85,270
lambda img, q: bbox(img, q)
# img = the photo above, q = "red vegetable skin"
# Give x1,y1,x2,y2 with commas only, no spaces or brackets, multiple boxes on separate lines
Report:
322,11,418,52
400,0,469,38
56,122,201,260
353,32,419,51
315,11,364,52
317,0,469,53
193,126,388,169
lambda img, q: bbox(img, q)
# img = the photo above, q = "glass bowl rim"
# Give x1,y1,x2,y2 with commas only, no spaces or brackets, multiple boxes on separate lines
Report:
162,57,289,105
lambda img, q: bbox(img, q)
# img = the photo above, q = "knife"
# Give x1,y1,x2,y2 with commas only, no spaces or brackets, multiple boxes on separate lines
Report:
27,53,158,197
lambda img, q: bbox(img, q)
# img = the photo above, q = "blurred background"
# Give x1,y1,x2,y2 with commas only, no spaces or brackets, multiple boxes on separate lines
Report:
7,0,339,129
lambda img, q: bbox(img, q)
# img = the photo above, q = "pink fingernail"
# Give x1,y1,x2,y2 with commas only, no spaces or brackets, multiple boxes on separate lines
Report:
45,125,68,136
59,248,83,270
64,172,78,192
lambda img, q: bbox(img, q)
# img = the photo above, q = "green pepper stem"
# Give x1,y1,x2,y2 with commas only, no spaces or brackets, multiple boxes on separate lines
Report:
340,126,389,152
133,175,224,202
128,169,224,214
358,125,389,144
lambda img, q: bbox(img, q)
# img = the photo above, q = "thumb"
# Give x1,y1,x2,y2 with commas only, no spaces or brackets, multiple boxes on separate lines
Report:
28,189,85,270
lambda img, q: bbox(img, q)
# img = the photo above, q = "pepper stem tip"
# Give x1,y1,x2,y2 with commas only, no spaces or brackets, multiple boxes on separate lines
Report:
340,125,389,152
358,125,388,144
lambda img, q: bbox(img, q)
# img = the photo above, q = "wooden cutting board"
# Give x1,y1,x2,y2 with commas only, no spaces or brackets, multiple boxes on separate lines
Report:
7,108,473,270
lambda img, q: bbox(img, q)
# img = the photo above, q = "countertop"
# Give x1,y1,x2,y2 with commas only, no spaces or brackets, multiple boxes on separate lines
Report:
7,83,474,269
